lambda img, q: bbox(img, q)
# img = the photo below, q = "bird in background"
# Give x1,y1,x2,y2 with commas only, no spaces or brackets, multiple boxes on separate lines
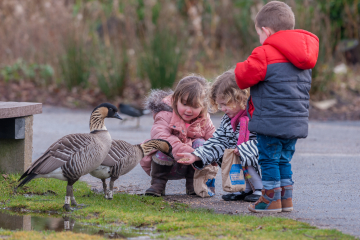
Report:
16,103,122,211
118,103,151,128
90,139,173,199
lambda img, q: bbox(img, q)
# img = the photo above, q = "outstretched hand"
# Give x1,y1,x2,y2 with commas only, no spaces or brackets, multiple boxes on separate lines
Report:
177,153,199,165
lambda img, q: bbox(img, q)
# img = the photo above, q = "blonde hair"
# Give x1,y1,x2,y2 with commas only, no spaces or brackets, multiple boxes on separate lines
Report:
255,1,295,32
172,74,209,118
209,70,249,113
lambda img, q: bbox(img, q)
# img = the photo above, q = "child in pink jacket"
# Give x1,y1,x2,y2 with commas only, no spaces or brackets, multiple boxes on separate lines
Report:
141,75,216,197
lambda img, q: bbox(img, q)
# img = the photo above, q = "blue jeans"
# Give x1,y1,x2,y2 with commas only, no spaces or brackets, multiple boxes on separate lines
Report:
257,134,297,190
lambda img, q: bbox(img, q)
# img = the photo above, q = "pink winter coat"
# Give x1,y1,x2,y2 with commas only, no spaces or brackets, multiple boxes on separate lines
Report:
140,90,216,175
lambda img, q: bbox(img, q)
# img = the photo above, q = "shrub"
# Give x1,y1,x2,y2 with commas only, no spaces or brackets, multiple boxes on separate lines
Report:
94,44,128,99
0,59,54,86
140,27,182,89
59,37,90,90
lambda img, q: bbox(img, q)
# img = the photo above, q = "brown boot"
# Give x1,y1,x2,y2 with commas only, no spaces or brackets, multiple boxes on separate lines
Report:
281,185,293,212
145,160,172,197
248,188,282,213
185,166,196,195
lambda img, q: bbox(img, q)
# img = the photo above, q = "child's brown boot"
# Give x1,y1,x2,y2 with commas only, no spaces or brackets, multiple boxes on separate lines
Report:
281,185,293,212
248,188,282,213
145,159,172,197
185,166,196,195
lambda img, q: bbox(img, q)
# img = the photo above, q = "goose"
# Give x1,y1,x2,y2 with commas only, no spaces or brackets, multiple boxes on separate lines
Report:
16,103,122,211
90,139,173,199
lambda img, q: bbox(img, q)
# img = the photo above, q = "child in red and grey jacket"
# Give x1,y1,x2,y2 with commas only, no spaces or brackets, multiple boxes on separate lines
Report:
234,1,319,213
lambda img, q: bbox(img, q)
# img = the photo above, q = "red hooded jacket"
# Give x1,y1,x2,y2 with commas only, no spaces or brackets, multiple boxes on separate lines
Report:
234,30,319,139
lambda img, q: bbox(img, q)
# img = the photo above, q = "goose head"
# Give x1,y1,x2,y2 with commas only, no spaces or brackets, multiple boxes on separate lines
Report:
141,139,174,159
90,103,122,132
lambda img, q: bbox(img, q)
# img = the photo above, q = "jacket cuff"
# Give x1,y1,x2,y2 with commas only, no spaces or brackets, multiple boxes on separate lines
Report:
192,161,205,170
192,152,206,170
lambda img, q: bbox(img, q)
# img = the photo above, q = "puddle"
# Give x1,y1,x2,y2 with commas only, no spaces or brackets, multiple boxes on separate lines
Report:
0,210,156,239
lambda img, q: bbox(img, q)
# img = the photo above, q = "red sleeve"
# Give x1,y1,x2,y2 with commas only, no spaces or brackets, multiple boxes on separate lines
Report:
234,47,267,89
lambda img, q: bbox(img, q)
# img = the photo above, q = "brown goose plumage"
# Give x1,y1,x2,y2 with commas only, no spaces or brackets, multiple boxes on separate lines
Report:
90,139,173,199
16,103,122,211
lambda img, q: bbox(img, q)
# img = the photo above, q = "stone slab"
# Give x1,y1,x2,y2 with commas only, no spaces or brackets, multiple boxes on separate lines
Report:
0,102,42,119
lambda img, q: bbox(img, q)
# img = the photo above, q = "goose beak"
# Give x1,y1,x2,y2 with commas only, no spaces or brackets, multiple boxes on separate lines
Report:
113,112,122,120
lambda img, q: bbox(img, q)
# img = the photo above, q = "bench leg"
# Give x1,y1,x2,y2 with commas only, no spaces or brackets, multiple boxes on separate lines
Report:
0,115,33,174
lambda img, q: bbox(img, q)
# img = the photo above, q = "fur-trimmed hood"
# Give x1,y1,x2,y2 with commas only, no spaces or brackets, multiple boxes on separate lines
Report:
144,89,173,114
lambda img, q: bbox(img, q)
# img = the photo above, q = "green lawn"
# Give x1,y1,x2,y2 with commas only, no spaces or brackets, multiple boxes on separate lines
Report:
0,174,355,240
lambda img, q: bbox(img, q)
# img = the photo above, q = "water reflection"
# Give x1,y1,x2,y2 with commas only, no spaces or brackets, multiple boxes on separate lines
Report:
0,212,31,231
0,211,85,232
0,210,154,239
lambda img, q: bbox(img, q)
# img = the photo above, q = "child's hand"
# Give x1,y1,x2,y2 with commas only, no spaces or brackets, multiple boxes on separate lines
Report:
234,148,240,156
177,153,199,165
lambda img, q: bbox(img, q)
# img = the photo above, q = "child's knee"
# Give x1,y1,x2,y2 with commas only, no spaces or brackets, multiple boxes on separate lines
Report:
153,151,174,165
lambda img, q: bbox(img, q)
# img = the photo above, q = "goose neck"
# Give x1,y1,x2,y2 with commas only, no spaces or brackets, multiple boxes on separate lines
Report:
89,109,107,132
135,144,145,158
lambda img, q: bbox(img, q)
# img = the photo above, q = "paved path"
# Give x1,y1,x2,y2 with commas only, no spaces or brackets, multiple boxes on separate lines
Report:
32,106,360,237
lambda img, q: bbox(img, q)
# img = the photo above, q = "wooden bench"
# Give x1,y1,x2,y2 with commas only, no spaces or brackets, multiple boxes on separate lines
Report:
0,102,42,174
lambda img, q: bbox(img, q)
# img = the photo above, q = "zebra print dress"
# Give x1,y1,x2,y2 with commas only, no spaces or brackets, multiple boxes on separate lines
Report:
192,114,260,173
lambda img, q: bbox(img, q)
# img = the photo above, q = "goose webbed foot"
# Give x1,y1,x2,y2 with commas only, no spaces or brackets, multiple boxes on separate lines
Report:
63,204,71,212
70,197,78,206
73,203,86,210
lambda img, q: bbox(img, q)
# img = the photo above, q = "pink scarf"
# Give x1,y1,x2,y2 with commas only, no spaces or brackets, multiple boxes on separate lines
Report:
230,110,250,145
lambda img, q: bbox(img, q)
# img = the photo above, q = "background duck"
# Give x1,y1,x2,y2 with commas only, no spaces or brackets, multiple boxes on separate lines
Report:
119,103,151,128
90,139,173,199
16,103,122,211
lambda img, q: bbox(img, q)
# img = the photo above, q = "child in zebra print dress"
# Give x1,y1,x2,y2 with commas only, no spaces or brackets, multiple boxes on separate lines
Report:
177,70,263,202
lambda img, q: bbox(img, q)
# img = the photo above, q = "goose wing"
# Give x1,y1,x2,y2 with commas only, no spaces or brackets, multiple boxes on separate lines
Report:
101,140,135,167
23,133,96,176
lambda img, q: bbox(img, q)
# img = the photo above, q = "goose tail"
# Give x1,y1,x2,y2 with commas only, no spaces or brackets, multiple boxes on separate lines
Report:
18,169,31,181
17,173,37,188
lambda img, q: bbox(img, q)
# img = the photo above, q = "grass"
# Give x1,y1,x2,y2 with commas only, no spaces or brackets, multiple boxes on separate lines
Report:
0,229,106,240
0,174,356,240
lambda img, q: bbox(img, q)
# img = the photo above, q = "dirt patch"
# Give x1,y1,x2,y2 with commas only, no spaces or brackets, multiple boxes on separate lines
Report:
309,95,360,120
0,80,147,109
163,195,264,216
2,79,360,120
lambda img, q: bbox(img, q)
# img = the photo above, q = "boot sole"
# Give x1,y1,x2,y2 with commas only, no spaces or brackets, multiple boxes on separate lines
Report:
145,192,161,197
248,205,282,213
282,207,293,212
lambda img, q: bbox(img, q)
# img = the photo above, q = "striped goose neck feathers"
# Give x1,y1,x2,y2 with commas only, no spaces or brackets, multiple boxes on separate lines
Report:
140,139,172,156
90,107,108,132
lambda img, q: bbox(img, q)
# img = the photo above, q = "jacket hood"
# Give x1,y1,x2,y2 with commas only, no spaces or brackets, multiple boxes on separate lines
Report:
264,29,319,69
144,89,173,114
